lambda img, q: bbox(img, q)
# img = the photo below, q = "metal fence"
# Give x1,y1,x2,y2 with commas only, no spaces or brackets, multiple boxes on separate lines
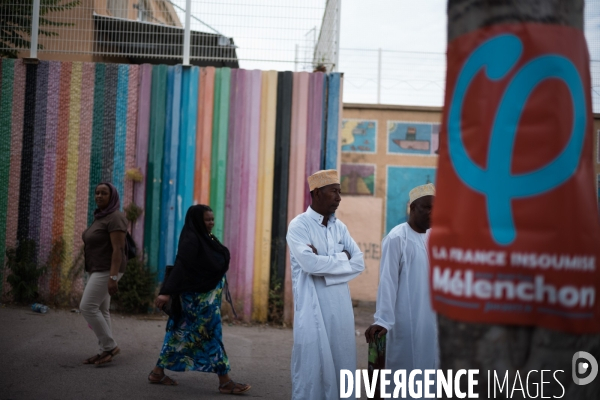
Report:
0,0,340,71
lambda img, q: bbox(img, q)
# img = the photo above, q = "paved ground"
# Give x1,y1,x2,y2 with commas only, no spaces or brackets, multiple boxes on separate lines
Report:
0,303,375,400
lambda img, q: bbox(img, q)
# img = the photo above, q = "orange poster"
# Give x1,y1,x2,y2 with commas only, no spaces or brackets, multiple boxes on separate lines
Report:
429,23,600,333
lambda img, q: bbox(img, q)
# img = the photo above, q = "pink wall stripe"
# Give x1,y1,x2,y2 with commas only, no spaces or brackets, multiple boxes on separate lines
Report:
123,65,140,209
284,72,309,324
3,60,26,297
239,69,261,320
304,72,324,210
132,64,152,250
224,69,243,311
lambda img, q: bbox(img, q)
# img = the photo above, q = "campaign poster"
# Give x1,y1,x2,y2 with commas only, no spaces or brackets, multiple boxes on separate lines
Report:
429,23,600,333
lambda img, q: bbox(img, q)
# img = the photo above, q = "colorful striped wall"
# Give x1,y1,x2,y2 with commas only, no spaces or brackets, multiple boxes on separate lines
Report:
0,59,342,322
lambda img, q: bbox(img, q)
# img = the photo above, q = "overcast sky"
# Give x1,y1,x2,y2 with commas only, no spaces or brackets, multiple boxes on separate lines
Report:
178,0,599,110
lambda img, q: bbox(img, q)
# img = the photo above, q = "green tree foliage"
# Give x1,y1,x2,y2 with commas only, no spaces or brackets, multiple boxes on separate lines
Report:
112,256,157,313
6,239,46,302
0,0,81,58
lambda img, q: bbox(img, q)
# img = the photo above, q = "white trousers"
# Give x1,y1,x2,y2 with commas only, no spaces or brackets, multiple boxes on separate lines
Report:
80,271,122,352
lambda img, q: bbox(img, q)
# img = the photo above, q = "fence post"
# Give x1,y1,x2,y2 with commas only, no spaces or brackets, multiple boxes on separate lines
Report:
30,0,41,59
334,0,341,71
183,0,192,65
377,48,382,104
295,44,299,71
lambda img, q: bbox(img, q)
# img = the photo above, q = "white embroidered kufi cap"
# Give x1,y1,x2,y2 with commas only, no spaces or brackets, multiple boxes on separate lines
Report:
307,169,340,191
409,183,436,205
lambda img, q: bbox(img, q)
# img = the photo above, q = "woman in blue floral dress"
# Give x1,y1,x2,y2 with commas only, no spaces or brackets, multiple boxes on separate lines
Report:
148,205,251,395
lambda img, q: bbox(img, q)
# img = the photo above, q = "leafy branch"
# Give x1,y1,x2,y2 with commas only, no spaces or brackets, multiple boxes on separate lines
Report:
1,0,81,58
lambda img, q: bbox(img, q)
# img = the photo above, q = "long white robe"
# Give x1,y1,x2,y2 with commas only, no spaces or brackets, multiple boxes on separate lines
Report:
374,223,438,398
287,206,365,400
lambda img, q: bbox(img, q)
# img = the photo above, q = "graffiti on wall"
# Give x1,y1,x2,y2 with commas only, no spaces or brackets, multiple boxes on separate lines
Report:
341,163,375,195
387,121,440,155
385,166,436,234
341,120,377,153
357,242,381,260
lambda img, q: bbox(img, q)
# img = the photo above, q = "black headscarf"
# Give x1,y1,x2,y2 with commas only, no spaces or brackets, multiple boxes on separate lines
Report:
160,205,230,295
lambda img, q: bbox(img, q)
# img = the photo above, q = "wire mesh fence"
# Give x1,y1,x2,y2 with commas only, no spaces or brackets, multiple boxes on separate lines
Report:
0,0,340,71
339,48,446,107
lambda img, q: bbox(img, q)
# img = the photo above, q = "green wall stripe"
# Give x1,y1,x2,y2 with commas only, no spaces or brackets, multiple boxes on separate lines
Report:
144,65,168,272
209,67,231,240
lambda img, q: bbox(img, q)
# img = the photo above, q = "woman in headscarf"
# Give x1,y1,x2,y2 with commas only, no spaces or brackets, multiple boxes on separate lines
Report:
148,205,251,395
81,182,128,365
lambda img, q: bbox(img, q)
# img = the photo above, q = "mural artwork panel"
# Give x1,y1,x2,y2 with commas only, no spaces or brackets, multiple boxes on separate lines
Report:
387,121,440,155
385,166,436,234
341,120,377,153
341,163,375,195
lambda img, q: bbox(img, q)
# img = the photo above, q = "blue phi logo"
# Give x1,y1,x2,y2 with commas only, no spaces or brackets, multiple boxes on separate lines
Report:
447,34,587,246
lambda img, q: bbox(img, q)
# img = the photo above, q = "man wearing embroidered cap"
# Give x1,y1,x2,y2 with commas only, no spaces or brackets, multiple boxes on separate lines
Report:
365,183,438,398
287,169,365,400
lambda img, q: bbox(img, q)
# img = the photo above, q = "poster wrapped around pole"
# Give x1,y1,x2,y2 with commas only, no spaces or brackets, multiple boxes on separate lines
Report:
429,23,600,333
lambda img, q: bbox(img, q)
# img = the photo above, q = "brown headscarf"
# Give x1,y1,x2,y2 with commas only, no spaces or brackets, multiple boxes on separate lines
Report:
93,182,121,219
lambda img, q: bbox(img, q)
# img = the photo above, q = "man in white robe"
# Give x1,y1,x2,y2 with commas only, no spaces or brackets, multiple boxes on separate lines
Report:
365,183,439,399
287,169,365,400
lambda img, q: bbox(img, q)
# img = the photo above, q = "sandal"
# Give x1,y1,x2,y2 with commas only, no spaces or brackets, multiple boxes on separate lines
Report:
219,380,251,395
83,354,102,364
148,371,178,386
94,346,120,365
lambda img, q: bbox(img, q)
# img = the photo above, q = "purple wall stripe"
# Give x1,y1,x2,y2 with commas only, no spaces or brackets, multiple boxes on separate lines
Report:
132,64,152,250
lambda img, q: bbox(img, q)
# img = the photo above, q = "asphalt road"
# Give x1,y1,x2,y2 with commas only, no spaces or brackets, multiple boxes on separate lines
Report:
0,303,374,400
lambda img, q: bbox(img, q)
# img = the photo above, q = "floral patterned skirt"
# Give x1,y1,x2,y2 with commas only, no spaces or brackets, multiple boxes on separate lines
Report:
156,277,230,375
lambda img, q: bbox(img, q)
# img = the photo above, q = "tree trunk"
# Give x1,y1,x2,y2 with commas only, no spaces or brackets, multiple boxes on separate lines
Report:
442,1,599,398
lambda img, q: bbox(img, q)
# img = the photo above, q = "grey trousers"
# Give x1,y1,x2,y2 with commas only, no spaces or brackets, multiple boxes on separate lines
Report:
80,270,122,352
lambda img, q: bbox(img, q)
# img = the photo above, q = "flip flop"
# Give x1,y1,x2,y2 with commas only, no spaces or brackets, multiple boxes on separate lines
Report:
95,346,120,365
219,380,251,395
148,371,178,386
83,354,102,364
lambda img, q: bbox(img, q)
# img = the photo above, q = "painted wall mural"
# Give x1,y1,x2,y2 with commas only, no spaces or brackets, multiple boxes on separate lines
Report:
340,163,375,195
385,166,436,234
387,121,440,156
341,119,377,153
0,59,342,322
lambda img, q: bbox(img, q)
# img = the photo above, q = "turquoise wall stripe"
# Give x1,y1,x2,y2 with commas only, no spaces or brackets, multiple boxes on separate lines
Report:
175,66,199,251
112,65,129,203
159,66,181,280
0,59,14,273
325,73,340,170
